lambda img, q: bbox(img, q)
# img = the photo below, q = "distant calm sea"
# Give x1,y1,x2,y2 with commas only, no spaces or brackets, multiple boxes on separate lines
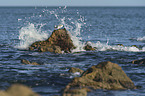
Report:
0,6,145,96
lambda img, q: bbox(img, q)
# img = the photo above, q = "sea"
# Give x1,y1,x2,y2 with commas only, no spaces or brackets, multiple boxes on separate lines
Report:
0,6,145,96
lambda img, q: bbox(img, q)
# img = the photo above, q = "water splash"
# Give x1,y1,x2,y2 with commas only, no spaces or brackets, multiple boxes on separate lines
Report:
47,7,85,52
59,17,84,52
16,23,48,49
137,36,145,41
92,41,145,52
16,7,145,53
16,7,85,51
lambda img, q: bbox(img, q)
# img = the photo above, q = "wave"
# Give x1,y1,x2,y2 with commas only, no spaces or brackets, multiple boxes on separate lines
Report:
48,7,85,52
15,7,145,53
15,23,48,49
137,36,145,41
91,41,145,52
16,6,85,51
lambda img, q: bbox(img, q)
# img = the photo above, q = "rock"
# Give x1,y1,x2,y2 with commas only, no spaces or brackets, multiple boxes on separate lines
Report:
21,59,30,64
68,67,84,75
38,45,62,53
131,45,141,50
29,28,75,53
64,61,136,92
68,67,84,74
132,58,145,64
21,59,40,65
62,88,87,96
0,84,39,96
131,45,138,48
0,91,10,96
84,45,95,51
84,41,95,51
117,44,124,46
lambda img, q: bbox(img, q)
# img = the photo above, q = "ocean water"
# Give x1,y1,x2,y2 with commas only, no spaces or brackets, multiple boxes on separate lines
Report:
0,6,145,96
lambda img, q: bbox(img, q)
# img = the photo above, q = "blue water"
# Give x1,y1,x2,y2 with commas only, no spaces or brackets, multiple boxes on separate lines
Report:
0,6,145,96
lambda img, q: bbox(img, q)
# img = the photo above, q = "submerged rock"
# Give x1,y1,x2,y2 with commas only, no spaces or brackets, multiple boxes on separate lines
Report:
29,28,75,53
132,58,145,64
63,61,136,95
21,59,40,65
0,84,39,96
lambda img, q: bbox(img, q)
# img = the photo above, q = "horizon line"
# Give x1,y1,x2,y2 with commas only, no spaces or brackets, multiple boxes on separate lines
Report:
0,5,145,7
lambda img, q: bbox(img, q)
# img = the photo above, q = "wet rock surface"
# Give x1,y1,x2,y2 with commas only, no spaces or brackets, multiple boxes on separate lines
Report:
62,61,136,95
29,28,75,53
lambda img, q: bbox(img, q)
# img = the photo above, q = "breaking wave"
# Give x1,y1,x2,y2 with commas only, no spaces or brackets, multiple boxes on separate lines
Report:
92,41,145,52
137,36,145,41
15,6,145,53
16,23,48,49
16,6,85,51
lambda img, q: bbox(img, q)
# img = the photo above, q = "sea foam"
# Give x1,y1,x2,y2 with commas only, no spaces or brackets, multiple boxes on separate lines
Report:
59,17,85,52
16,7,145,53
16,23,48,49
16,6,84,51
92,41,145,52
137,36,145,41
48,7,85,52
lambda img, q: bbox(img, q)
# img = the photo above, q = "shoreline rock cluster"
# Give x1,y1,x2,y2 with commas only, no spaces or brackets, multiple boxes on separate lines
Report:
11,27,139,96
0,61,137,96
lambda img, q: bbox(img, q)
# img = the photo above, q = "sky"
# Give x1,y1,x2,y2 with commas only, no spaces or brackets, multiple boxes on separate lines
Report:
0,0,145,6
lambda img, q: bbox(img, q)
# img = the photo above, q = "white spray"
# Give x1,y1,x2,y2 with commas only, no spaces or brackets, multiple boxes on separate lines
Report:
49,6,85,52
16,23,48,49
16,7,145,53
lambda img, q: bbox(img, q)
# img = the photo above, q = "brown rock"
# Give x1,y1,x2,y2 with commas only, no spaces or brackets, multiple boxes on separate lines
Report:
132,58,145,64
0,84,39,96
83,42,95,51
29,28,75,53
62,88,87,96
0,91,10,96
117,44,124,46
68,67,84,75
38,45,62,53
21,59,40,65
21,59,30,64
64,61,136,92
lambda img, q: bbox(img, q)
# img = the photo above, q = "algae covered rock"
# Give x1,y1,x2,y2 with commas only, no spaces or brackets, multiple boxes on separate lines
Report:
0,84,39,96
64,61,136,91
29,28,75,53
